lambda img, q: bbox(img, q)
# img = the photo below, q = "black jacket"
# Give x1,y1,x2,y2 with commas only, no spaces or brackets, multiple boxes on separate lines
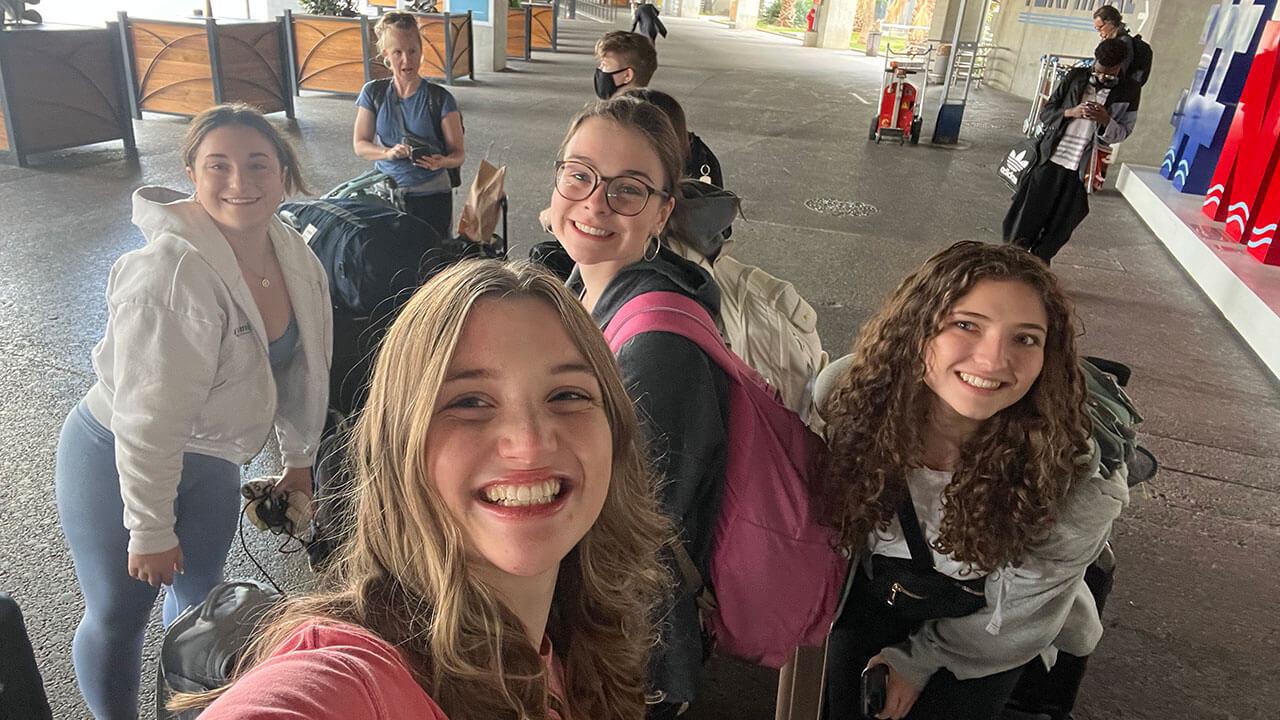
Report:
1035,67,1141,180
632,3,667,39
569,248,728,704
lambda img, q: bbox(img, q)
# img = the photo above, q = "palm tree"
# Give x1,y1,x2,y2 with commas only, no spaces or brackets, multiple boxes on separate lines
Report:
778,0,795,27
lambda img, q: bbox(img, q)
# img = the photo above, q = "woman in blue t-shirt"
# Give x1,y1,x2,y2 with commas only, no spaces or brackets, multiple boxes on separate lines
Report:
353,11,465,240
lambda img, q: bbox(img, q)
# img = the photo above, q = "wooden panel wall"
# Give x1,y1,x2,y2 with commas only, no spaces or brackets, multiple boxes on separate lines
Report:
129,20,217,115
447,15,472,81
529,4,555,51
416,14,472,83
294,15,387,94
507,8,529,60
0,105,9,151
0,27,131,155
216,22,289,114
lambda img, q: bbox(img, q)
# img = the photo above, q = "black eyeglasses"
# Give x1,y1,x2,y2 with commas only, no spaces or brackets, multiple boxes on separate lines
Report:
554,160,669,217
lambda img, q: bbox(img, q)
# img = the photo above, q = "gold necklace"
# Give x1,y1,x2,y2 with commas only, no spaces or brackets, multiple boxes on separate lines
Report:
232,245,272,288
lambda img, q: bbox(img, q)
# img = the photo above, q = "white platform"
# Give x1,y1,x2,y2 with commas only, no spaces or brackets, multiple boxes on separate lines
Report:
1117,164,1280,381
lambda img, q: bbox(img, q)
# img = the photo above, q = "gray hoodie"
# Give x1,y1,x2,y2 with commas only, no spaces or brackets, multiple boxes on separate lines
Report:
880,443,1130,689
84,187,332,555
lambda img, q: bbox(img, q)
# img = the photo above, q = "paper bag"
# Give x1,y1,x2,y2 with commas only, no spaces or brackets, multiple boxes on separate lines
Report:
457,159,506,244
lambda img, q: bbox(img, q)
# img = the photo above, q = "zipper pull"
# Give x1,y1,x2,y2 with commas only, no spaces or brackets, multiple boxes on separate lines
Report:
889,583,901,606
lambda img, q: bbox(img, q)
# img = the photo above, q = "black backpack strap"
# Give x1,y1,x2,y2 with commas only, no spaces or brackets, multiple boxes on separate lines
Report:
426,82,462,188
895,483,937,572
368,77,393,116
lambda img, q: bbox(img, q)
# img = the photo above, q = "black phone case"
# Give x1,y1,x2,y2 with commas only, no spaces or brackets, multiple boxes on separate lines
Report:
861,664,889,718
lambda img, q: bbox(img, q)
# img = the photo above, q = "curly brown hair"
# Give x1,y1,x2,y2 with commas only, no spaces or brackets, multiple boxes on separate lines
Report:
821,242,1092,571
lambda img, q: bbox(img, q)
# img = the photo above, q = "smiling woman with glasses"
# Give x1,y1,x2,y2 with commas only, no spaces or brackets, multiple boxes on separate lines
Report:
544,96,730,720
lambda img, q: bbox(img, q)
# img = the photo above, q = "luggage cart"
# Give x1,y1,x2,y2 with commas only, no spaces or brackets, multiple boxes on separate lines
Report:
1022,53,1093,135
869,44,934,145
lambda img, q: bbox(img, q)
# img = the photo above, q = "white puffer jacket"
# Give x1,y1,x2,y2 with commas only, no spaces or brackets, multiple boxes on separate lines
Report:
83,186,332,555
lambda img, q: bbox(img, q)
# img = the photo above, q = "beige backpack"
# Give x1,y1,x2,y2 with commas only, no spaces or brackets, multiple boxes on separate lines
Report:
672,243,828,429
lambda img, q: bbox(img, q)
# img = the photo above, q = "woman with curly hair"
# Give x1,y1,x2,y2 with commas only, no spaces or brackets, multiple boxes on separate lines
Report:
187,260,672,720
820,242,1128,720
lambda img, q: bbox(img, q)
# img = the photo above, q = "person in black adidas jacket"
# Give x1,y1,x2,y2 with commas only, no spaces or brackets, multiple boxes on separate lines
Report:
1002,38,1140,264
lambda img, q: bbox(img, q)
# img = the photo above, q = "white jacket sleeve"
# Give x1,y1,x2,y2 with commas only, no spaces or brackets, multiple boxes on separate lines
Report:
110,301,222,555
880,452,1129,690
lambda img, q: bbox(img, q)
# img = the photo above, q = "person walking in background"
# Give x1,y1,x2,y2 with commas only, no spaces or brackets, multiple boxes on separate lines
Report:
819,242,1128,720
1093,5,1149,85
181,260,672,720
632,2,668,45
1002,38,1140,265
354,11,465,240
54,104,331,720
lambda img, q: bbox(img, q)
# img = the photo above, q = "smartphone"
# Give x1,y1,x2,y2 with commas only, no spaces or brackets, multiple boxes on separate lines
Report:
410,145,433,161
861,663,889,718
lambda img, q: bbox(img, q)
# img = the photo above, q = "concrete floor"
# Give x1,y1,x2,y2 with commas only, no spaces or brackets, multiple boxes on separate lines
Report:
1,13,1278,720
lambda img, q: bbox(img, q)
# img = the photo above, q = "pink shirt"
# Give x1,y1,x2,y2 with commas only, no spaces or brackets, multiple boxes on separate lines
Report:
201,622,571,719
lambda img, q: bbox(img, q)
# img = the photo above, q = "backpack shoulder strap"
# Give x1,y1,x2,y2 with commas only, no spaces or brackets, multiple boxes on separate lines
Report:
425,82,463,188
894,483,937,572
426,82,446,141
603,291,739,378
369,77,393,116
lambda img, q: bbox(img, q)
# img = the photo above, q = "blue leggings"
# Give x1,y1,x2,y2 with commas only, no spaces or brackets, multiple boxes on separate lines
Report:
55,401,241,720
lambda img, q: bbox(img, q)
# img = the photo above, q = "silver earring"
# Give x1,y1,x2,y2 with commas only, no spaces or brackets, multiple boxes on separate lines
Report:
643,236,660,262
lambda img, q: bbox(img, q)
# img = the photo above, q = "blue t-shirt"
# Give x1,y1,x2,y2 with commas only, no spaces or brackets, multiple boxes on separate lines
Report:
356,79,459,194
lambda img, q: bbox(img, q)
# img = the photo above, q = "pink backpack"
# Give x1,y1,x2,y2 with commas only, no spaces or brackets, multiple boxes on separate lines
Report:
604,291,847,668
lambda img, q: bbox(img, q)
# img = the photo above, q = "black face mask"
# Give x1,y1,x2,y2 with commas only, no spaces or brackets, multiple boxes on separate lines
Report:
593,67,629,99
1090,72,1119,89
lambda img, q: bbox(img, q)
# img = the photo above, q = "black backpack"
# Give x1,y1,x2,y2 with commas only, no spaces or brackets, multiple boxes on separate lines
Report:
1127,32,1153,87
687,132,723,188
368,77,462,188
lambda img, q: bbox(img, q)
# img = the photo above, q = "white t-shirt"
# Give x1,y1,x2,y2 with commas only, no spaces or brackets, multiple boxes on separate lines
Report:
1050,85,1111,171
867,467,987,581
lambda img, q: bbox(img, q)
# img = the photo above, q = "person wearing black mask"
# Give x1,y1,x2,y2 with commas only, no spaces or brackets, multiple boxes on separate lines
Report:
1002,38,1140,264
593,31,658,99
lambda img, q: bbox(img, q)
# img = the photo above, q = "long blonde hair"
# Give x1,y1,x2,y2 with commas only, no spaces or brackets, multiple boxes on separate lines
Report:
183,260,671,719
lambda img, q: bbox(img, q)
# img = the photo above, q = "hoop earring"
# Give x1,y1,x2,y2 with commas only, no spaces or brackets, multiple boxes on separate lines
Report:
643,236,660,262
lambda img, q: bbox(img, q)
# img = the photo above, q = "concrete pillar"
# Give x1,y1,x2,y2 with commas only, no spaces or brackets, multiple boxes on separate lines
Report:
813,0,855,49
732,0,758,29
461,0,508,72
679,0,700,19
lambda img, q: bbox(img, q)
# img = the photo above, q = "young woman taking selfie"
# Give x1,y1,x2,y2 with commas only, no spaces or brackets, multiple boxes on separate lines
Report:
189,260,671,720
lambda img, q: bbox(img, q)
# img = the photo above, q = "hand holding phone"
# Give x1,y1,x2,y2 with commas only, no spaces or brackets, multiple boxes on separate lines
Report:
861,663,889,718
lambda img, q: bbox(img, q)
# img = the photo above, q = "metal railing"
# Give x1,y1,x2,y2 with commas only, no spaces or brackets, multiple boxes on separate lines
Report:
576,0,619,22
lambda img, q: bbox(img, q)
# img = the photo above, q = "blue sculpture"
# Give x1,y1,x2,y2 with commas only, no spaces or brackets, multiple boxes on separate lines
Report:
1161,0,1277,194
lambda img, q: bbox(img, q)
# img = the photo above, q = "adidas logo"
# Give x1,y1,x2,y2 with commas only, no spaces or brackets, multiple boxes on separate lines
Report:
1005,149,1030,173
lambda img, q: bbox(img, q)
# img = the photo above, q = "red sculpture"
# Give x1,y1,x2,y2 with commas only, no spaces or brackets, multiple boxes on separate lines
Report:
1203,21,1280,264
